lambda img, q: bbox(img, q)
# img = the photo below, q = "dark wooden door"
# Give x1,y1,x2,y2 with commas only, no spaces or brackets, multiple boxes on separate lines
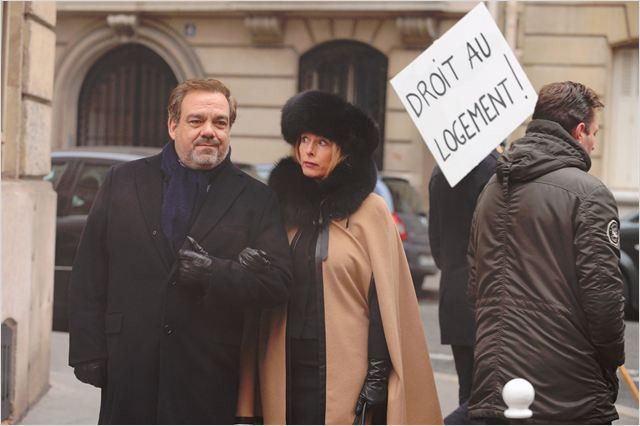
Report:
77,44,178,147
299,40,388,169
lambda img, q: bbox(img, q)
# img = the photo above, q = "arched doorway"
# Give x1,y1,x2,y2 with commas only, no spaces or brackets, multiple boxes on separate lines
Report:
299,40,388,169
77,44,178,147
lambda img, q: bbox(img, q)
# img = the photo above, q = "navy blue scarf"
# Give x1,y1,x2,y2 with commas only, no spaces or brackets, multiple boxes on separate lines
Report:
160,142,226,250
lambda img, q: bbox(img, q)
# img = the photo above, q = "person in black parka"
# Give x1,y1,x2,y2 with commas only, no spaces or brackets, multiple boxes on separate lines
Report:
468,81,625,424
428,148,500,424
68,78,291,425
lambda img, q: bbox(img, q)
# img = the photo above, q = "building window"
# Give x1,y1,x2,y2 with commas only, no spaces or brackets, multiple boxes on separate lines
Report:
299,40,388,169
607,46,639,192
77,44,178,147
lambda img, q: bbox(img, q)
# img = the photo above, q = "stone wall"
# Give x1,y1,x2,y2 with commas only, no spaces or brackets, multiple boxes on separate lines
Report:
518,1,639,211
52,1,638,210
1,1,57,423
53,4,461,203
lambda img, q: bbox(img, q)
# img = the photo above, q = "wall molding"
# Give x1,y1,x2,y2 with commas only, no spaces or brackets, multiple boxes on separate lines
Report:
52,17,204,148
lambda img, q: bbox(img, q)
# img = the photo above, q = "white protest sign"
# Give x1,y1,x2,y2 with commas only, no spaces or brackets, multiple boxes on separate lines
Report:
390,3,537,187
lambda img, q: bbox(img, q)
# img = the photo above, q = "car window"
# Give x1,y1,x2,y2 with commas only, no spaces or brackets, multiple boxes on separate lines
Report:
68,163,113,216
254,164,274,183
374,178,394,212
235,162,273,184
43,162,69,190
382,178,422,215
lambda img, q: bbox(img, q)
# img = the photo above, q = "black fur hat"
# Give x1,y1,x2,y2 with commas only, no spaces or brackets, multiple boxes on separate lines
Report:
280,90,379,158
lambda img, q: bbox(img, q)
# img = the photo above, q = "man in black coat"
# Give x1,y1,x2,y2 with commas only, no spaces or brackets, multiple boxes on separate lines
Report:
69,78,292,424
428,148,500,424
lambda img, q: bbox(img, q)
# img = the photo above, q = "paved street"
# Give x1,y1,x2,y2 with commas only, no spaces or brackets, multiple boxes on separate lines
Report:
18,275,639,424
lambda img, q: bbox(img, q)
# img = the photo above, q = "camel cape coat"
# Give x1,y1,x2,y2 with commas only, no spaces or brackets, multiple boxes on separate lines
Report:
252,157,442,425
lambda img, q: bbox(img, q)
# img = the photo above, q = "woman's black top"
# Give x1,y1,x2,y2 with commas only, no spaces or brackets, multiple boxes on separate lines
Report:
288,224,321,339
286,222,389,359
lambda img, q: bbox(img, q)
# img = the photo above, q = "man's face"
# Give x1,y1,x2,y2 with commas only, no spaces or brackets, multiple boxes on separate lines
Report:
168,90,231,170
574,110,599,157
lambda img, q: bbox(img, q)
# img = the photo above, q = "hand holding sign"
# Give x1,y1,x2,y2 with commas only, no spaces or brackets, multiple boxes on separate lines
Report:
391,3,537,187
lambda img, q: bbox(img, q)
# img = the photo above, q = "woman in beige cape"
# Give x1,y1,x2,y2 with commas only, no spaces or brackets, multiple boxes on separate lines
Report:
259,90,441,425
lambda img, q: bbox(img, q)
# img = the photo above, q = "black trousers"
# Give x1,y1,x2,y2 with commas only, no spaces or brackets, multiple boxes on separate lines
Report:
452,344,474,405
288,338,324,425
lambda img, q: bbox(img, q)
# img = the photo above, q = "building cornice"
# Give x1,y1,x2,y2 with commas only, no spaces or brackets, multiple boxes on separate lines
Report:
56,1,475,14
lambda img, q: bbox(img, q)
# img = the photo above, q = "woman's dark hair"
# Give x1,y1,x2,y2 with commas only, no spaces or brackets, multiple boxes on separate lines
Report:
532,81,604,133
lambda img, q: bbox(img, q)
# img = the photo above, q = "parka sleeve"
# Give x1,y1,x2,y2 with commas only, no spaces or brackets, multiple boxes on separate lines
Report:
68,167,113,366
574,185,625,369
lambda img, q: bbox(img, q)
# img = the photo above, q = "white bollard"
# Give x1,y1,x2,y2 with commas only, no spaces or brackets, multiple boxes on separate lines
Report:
502,378,535,419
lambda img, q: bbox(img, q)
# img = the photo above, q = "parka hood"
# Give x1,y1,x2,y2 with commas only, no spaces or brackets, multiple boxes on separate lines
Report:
268,155,377,227
497,119,591,185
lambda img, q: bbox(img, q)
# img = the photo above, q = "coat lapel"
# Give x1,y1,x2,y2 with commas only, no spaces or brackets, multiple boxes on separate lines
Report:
135,154,173,270
188,165,247,242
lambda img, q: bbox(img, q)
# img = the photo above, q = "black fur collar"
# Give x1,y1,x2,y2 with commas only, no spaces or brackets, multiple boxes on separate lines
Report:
268,156,377,227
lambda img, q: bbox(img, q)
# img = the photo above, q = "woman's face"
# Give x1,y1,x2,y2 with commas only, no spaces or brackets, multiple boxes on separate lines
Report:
298,132,336,179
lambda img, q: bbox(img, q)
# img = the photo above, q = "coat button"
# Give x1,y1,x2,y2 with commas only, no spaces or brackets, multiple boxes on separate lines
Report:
152,230,158,236
164,325,173,335
170,280,177,287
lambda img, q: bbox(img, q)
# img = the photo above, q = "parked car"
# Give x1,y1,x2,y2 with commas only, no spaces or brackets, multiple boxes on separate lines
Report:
620,211,639,320
376,176,437,294
44,146,267,331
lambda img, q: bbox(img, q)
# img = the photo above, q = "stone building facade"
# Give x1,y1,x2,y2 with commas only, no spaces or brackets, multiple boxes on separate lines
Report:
0,1,637,421
1,1,57,423
52,1,638,212
518,1,638,213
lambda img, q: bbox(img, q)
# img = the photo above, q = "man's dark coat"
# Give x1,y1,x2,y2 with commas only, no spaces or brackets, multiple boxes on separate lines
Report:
68,152,291,425
428,151,498,345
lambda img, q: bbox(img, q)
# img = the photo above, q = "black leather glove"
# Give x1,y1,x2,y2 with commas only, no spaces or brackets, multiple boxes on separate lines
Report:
177,248,217,287
73,359,106,388
355,358,391,416
238,247,271,272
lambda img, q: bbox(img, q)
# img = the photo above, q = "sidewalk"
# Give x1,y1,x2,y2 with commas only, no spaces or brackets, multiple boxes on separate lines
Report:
19,332,100,425
18,331,638,425
18,332,460,424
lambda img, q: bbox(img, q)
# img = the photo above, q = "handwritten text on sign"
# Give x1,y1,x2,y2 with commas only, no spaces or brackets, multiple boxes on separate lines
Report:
391,3,537,187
